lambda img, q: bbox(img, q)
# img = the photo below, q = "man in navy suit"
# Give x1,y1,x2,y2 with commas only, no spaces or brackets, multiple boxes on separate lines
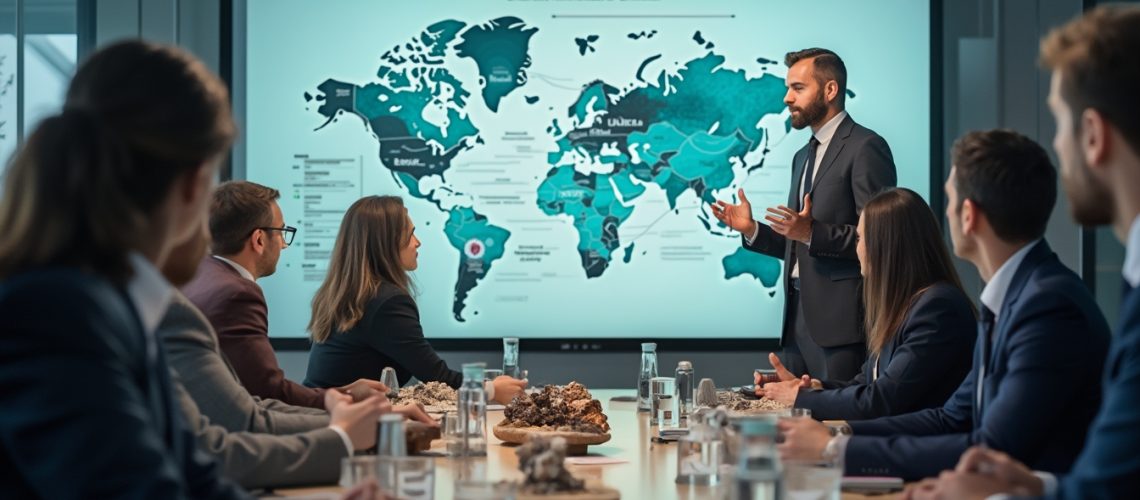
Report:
910,6,1140,499
778,129,1112,481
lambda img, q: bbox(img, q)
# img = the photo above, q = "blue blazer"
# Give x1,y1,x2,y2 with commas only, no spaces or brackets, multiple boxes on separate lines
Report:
794,282,976,420
1053,283,1140,499
844,241,1111,480
0,268,247,499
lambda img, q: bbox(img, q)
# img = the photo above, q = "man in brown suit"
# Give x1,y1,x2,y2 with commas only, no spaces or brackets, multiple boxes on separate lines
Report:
183,181,380,409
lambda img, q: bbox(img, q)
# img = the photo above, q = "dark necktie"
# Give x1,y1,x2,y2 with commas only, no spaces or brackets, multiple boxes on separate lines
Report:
798,137,820,211
975,306,996,426
1124,278,1135,300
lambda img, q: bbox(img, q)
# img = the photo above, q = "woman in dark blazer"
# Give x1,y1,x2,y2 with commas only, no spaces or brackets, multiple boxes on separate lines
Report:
304,196,524,404
0,41,251,497
759,188,976,421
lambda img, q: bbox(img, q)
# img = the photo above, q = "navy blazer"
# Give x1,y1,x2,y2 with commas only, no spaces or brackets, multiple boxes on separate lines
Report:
304,282,463,389
844,241,1110,480
0,268,247,499
1052,284,1140,499
794,282,976,420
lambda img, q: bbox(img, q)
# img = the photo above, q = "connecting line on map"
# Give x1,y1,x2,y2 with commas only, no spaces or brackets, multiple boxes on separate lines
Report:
551,14,736,19
529,72,582,91
624,205,701,245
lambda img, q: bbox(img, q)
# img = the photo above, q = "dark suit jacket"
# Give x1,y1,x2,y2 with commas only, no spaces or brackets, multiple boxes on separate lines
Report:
744,114,896,347
794,282,976,420
1052,284,1140,499
182,256,326,409
844,241,1111,480
0,268,247,499
304,282,463,389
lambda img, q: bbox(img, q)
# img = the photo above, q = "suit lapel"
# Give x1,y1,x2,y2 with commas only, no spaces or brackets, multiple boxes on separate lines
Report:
808,115,855,194
992,241,1052,367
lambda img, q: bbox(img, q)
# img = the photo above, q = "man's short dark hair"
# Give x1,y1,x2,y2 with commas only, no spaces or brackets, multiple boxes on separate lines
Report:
210,181,281,255
785,47,848,106
951,129,1057,243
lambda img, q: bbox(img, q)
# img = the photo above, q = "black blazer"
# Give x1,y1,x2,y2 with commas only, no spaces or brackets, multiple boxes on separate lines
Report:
304,283,463,389
794,282,976,420
744,114,896,347
844,241,1111,480
1055,282,1140,498
0,268,246,499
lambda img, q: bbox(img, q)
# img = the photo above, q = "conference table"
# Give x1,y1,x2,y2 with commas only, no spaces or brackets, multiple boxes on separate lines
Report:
269,389,897,499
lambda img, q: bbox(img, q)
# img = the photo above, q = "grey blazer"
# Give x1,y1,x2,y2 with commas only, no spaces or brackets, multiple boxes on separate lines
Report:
745,113,897,347
160,291,328,434
171,375,345,489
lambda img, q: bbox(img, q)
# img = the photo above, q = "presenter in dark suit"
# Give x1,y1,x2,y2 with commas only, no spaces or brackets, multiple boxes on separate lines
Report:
0,40,251,498
182,181,385,410
758,188,976,421
304,196,525,404
778,130,1111,481
912,8,1140,499
712,48,897,380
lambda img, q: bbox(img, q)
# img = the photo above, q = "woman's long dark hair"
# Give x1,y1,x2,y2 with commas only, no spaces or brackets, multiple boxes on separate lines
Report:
0,40,235,283
309,196,414,342
862,188,974,354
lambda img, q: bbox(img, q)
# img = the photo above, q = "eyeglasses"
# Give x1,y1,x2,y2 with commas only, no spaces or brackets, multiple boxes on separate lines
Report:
253,225,296,246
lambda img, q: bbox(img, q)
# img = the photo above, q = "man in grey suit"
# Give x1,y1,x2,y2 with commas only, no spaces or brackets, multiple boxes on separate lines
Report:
713,48,897,380
159,224,432,489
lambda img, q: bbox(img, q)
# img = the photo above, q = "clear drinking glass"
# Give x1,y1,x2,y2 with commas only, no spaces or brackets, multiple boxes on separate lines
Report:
502,338,520,378
453,479,518,500
650,376,677,426
381,366,400,398
731,416,782,499
377,456,435,500
457,363,488,456
782,457,842,500
442,410,463,456
340,456,380,487
638,342,658,412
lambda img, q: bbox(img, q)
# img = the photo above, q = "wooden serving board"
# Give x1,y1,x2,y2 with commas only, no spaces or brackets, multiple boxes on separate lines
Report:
492,424,611,456
517,485,620,500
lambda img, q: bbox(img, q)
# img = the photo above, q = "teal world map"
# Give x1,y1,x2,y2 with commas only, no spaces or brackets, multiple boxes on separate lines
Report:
308,16,782,321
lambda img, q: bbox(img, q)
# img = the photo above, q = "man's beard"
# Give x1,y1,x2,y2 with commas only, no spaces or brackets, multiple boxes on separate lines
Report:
1063,154,1114,226
789,89,828,130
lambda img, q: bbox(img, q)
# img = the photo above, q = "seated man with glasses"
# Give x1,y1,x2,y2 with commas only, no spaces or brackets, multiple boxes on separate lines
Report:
183,181,381,409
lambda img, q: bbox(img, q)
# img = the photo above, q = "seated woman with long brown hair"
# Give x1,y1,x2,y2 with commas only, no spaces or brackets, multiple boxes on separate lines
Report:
758,187,976,420
303,196,524,404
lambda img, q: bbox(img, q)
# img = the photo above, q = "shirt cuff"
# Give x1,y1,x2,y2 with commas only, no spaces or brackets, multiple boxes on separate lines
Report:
1035,471,1057,496
484,380,495,402
824,433,851,461
328,424,354,456
745,222,760,245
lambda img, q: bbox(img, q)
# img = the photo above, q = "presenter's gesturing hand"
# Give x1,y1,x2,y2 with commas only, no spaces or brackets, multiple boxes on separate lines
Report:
711,189,759,236
765,194,814,244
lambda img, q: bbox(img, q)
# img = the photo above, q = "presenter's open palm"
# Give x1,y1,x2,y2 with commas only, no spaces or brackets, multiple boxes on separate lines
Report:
711,189,758,235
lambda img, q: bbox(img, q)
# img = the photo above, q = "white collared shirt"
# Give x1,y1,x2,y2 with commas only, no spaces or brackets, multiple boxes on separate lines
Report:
980,239,1042,321
212,255,256,282
126,252,175,363
1124,215,1140,288
748,111,848,278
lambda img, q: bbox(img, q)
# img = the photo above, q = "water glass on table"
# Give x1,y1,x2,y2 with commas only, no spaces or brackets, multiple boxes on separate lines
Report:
782,455,842,500
377,456,435,500
453,479,517,500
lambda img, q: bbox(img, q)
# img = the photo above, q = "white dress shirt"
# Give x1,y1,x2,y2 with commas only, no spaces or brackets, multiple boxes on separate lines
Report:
747,111,848,278
213,255,256,282
979,239,1041,321
126,252,175,364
